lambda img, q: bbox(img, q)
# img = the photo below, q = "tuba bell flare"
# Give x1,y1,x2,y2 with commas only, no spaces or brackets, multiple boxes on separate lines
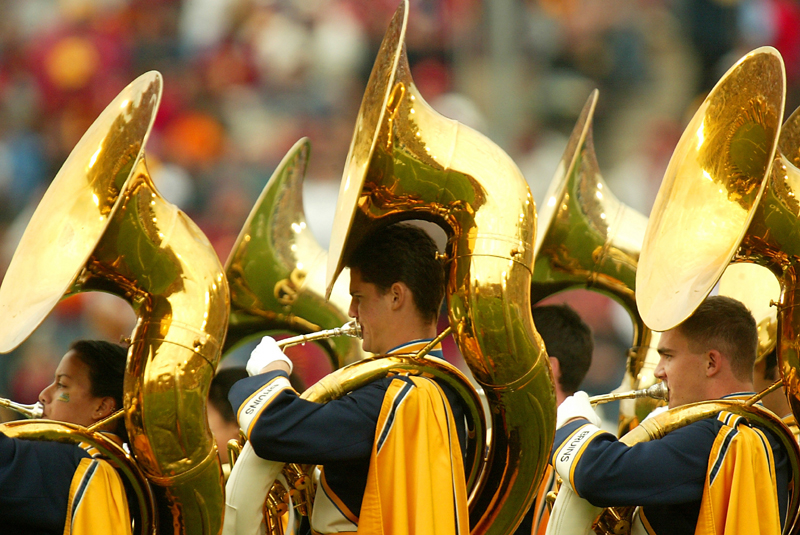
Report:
590,46,800,535
223,137,366,368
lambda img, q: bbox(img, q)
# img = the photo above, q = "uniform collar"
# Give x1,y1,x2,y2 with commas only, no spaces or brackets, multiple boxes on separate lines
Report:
387,339,444,359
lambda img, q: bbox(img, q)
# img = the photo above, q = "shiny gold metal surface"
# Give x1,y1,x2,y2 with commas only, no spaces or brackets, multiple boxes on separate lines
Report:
114,156,227,535
1,419,157,534
0,398,43,419
532,90,662,434
276,320,361,350
588,382,668,407
636,45,800,431
718,263,780,360
224,138,365,367
0,73,160,350
594,399,800,535
324,2,555,533
612,46,800,535
743,106,800,425
636,47,785,331
0,72,228,534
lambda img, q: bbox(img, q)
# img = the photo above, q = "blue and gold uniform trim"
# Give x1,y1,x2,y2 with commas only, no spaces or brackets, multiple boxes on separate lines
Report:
318,467,359,525
63,457,131,534
387,340,444,358
695,409,781,535
237,375,292,437
552,423,607,496
358,374,469,535
636,509,657,535
376,379,415,452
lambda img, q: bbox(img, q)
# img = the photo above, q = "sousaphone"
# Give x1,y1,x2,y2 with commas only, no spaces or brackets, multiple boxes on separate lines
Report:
0,72,228,535
532,89,663,434
222,138,367,534
224,136,365,367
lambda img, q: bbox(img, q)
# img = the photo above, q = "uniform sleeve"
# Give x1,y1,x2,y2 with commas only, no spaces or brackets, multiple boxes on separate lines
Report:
551,418,718,507
229,372,390,465
0,431,88,530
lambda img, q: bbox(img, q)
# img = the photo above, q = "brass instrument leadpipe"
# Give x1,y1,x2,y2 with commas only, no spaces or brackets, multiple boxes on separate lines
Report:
276,320,361,350
589,382,669,407
0,398,43,419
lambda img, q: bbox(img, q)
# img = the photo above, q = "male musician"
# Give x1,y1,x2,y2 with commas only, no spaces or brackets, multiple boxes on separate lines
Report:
552,295,790,534
515,304,594,535
228,223,468,534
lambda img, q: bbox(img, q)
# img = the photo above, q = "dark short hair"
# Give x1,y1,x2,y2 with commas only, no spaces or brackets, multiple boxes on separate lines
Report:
532,304,593,395
345,223,445,324
70,340,127,412
209,367,249,424
69,340,128,439
676,295,758,382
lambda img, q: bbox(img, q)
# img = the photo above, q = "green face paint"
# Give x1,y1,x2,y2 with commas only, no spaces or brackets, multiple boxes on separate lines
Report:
57,393,70,403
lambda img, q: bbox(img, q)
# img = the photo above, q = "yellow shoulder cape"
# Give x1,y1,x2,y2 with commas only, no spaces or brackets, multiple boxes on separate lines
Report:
694,412,780,535
63,457,131,535
357,375,469,535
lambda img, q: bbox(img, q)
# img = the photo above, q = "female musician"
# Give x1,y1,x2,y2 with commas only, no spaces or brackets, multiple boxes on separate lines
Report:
0,340,132,535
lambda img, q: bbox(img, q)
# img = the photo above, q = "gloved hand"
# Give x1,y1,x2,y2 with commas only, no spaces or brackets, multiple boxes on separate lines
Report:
246,336,293,376
556,391,602,429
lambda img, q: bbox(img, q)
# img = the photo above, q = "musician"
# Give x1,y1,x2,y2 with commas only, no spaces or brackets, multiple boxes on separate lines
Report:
515,304,594,535
552,295,790,534
229,223,469,534
0,340,132,535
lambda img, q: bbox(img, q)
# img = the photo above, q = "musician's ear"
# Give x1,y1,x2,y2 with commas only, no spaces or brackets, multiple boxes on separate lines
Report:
705,349,722,378
93,396,116,421
389,282,408,311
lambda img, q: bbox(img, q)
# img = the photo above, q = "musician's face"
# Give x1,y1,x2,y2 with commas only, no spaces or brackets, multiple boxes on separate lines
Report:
348,269,396,354
654,329,709,409
39,350,110,426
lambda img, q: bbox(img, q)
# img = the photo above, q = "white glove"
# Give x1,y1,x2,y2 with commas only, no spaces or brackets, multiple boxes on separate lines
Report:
556,391,602,429
246,336,293,376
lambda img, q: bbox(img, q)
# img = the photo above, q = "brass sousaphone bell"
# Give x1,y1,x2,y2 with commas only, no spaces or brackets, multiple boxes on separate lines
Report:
532,89,664,434
638,83,800,427
0,72,228,535
223,136,365,366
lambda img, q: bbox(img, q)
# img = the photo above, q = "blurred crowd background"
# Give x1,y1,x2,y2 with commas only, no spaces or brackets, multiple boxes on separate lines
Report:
0,0,798,422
